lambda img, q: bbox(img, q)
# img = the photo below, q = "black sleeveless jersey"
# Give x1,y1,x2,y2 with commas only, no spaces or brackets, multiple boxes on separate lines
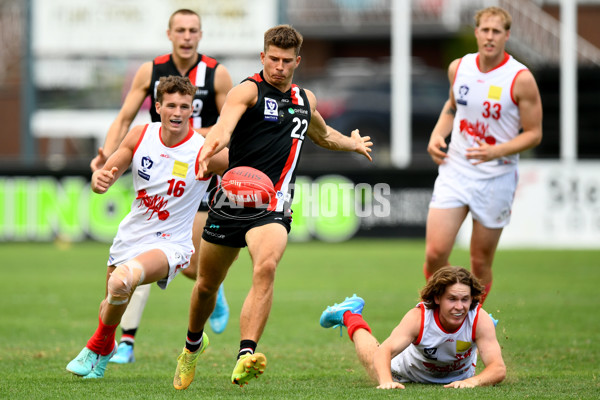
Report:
149,53,220,129
228,71,312,212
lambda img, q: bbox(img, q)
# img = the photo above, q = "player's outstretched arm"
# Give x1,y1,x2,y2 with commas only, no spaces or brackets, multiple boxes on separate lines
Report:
91,125,143,193
304,90,372,161
444,311,506,388
196,81,256,178
373,307,421,389
91,62,152,172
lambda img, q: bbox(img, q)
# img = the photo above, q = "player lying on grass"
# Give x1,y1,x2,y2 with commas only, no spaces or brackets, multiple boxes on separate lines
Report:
320,266,506,389
65,76,228,379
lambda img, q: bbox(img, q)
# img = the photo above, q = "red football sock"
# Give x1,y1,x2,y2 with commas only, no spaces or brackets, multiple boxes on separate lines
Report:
86,315,118,355
343,311,371,342
481,282,493,304
423,264,432,280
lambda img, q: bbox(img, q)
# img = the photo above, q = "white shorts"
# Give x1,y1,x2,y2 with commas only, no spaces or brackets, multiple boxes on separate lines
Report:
429,167,518,229
107,240,193,289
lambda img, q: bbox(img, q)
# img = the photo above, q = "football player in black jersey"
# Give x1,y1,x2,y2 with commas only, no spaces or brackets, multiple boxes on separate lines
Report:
173,25,373,389
89,9,233,365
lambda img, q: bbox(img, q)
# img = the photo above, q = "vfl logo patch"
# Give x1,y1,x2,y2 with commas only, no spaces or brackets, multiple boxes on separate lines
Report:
138,156,154,181
457,85,469,105
264,97,278,121
423,347,438,360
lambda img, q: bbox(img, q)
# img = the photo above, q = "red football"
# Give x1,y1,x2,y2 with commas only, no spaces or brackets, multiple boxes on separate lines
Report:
221,166,276,208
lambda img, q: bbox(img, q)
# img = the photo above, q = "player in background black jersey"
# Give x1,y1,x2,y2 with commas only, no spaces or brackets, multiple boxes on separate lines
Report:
89,9,233,364
173,24,373,389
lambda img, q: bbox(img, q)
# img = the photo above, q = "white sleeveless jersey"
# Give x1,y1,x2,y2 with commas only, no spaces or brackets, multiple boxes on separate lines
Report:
445,52,528,179
111,123,210,251
390,302,481,384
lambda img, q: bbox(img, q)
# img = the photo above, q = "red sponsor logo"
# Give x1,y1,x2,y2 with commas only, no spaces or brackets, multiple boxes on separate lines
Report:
423,360,467,373
459,119,496,145
136,189,170,220
455,347,473,360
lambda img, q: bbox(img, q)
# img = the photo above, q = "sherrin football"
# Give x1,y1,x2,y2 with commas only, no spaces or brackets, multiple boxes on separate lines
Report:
221,166,276,208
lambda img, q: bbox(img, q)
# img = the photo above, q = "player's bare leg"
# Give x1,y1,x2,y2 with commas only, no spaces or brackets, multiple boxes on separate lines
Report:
423,206,469,278
188,240,237,332
241,223,287,342
183,211,230,334
230,223,287,386
470,220,503,303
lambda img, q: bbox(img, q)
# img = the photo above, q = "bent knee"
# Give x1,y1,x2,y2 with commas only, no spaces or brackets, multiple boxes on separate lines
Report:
107,261,145,304
252,260,277,281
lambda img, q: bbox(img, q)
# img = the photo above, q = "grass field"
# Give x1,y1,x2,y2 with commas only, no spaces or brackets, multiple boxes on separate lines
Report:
1,239,599,399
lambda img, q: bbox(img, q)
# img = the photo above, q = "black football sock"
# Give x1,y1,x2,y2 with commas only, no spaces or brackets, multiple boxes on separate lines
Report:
237,340,257,359
185,329,204,352
120,328,137,348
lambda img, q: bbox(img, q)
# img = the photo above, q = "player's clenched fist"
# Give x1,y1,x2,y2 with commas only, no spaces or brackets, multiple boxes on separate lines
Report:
91,167,119,194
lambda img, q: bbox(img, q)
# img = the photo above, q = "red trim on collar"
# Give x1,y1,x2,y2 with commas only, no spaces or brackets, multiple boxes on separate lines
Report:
476,51,510,73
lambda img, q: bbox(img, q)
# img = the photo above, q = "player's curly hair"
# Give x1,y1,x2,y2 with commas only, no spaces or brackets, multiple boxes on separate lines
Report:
156,76,196,104
264,24,303,56
420,266,484,310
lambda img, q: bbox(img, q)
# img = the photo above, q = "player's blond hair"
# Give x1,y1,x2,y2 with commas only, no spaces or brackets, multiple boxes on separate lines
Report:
474,6,512,31
420,266,484,310
264,25,303,56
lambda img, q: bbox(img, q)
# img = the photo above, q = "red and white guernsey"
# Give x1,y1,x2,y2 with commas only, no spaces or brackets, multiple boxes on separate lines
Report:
111,123,210,250
446,52,528,179
390,302,481,384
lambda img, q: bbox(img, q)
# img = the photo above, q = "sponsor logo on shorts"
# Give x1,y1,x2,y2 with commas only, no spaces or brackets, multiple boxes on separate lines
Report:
203,230,225,239
156,232,171,240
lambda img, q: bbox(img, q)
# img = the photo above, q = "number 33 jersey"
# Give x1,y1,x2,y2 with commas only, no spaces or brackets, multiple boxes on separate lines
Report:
448,52,528,178
112,122,210,247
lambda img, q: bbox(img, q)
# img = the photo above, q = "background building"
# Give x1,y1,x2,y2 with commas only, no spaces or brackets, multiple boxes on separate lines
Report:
1,0,599,247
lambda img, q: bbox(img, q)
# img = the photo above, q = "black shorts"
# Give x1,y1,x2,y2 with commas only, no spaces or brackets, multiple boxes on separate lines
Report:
198,175,220,213
202,206,292,248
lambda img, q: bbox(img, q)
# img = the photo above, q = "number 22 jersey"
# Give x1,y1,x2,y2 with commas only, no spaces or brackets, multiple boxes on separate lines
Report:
227,71,312,212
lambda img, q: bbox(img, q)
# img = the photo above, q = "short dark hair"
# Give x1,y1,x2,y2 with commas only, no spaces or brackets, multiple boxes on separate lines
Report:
420,266,484,310
264,25,303,56
156,76,196,104
168,9,201,30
